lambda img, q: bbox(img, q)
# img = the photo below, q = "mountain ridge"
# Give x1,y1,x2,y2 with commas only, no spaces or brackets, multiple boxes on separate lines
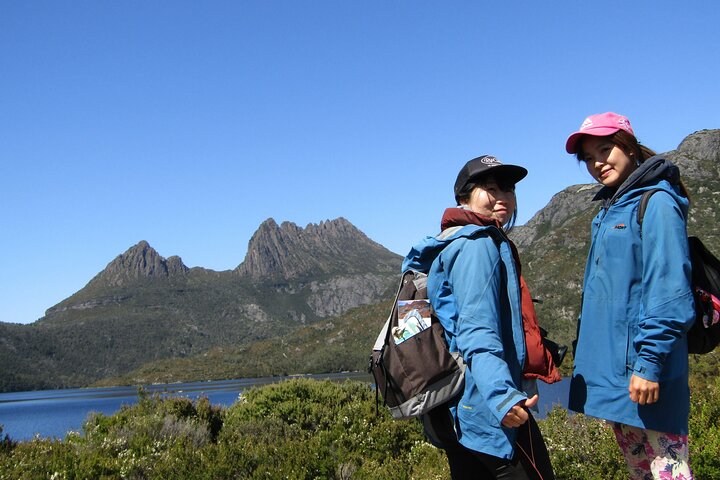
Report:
0,217,402,392
235,216,397,280
107,129,720,386
1,129,718,392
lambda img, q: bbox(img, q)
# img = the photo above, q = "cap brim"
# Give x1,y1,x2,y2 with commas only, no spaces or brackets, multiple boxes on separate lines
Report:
565,126,622,154
474,164,528,184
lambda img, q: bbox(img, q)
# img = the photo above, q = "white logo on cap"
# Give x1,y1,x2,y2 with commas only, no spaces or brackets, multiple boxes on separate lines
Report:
618,118,631,130
580,118,593,130
481,156,501,165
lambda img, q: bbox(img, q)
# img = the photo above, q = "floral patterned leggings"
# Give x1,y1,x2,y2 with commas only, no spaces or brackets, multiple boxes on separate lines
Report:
611,422,693,480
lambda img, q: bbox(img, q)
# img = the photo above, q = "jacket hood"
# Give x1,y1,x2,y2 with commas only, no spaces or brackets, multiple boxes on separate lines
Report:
401,224,501,273
593,155,681,205
440,206,500,231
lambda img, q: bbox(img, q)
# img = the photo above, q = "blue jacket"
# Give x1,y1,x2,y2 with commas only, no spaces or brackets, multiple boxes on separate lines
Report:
403,223,527,459
569,156,694,434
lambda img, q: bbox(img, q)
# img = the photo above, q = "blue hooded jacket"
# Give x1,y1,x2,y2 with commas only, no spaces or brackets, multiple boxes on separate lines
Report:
403,223,528,459
569,156,694,434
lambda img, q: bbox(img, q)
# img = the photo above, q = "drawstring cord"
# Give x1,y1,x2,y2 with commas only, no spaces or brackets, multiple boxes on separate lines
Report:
515,420,546,480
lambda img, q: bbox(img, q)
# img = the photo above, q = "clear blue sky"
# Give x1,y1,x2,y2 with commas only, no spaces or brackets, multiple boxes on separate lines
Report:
2,1,719,324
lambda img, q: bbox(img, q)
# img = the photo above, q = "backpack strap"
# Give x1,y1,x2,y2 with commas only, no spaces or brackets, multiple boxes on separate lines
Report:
636,188,665,237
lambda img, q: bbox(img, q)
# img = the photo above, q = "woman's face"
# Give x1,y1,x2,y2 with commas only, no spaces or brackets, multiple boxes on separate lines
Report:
580,135,637,188
462,177,516,225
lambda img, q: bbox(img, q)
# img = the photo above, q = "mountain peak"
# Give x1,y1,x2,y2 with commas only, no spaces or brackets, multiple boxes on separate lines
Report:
668,129,720,181
236,217,399,280
88,241,189,288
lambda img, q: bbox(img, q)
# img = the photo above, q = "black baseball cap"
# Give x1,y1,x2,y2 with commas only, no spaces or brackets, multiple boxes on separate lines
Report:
453,155,528,202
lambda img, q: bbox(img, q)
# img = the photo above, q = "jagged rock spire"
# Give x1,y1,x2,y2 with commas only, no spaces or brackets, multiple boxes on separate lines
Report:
236,217,398,280
88,241,188,287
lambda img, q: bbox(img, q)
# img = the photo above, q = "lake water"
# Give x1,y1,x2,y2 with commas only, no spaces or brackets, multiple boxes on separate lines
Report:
0,373,569,442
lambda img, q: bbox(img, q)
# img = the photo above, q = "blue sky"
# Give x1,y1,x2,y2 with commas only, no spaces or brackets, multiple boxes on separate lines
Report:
1,1,719,324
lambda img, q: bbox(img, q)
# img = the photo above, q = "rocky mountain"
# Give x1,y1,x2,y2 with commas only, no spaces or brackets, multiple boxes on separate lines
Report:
237,217,397,280
87,240,190,288
0,218,401,392
85,128,720,388
1,129,718,392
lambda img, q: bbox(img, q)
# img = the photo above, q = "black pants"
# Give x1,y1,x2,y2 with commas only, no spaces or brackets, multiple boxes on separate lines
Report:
444,414,555,480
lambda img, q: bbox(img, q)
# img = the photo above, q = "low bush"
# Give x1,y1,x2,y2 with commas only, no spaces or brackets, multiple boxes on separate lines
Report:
1,377,718,479
539,407,626,480
689,376,720,479
219,379,448,478
0,426,15,455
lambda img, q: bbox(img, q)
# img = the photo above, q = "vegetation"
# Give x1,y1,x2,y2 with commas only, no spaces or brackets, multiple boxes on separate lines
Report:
2,377,719,479
94,300,392,386
1,130,719,477
0,379,447,479
0,280,398,393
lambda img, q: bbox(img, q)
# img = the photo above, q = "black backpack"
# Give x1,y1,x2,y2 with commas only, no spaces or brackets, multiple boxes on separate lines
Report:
638,189,720,354
368,268,464,448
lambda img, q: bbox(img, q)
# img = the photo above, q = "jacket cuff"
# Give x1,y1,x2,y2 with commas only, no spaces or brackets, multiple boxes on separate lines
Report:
494,391,527,424
632,357,662,382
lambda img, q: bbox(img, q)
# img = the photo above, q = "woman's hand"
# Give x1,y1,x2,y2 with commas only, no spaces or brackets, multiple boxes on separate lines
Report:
629,374,659,405
501,394,538,428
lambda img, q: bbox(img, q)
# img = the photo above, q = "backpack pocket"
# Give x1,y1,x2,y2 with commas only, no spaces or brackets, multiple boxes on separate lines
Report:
382,320,462,404
370,270,465,419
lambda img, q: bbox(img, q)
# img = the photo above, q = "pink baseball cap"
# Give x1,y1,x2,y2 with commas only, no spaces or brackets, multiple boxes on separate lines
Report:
565,112,635,154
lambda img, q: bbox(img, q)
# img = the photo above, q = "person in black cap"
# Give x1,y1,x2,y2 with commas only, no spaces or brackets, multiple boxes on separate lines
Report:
452,155,528,231
402,155,559,479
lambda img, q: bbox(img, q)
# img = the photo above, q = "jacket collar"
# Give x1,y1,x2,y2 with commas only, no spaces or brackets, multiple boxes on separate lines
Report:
440,206,501,231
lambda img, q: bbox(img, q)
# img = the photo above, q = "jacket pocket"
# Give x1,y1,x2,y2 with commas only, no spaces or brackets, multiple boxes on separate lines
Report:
608,304,632,380
386,321,460,400
624,322,637,377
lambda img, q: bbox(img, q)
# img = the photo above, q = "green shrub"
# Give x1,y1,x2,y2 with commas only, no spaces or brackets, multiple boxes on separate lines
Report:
220,378,443,478
2,377,719,479
0,426,15,455
689,377,720,479
539,407,626,480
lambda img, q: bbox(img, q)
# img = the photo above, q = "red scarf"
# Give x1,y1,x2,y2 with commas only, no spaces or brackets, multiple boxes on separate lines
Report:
440,208,561,383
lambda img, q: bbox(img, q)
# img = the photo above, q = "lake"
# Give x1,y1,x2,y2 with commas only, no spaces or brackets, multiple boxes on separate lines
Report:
0,373,569,442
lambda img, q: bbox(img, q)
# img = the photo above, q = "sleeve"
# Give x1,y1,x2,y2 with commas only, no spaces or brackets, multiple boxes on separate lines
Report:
446,237,526,424
633,191,695,381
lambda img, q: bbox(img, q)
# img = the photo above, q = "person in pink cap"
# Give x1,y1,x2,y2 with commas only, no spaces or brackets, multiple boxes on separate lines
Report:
565,112,695,479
